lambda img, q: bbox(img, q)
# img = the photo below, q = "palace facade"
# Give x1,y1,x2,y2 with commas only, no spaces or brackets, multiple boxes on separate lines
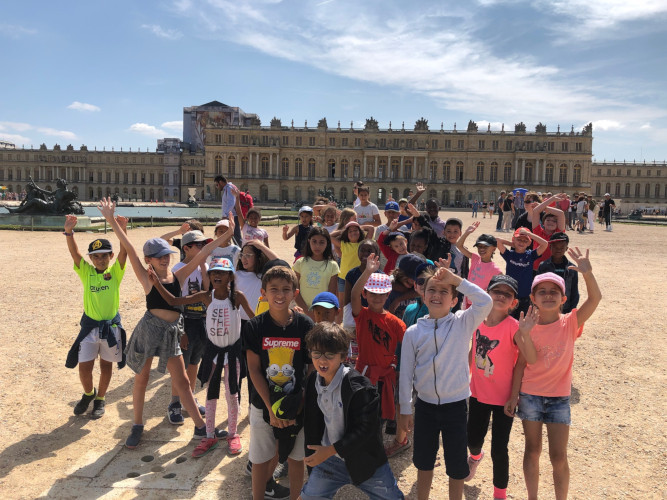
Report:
0,101,664,209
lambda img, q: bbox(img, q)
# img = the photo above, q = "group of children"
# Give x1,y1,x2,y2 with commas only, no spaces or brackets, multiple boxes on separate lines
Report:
64,186,601,500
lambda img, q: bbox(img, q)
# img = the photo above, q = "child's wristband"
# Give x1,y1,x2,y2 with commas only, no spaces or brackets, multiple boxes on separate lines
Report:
63,232,73,236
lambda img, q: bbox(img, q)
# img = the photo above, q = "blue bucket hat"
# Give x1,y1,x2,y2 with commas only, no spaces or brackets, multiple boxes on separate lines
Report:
143,238,177,258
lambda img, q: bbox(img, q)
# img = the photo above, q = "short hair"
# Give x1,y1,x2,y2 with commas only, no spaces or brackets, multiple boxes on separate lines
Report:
247,207,261,218
426,198,438,206
261,266,298,290
185,219,204,232
305,322,351,353
358,238,380,256
524,191,542,203
214,175,226,184
322,206,337,220
357,186,370,195
444,218,462,229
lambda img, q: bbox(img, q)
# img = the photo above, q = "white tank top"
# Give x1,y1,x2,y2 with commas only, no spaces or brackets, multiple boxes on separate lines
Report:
205,292,241,348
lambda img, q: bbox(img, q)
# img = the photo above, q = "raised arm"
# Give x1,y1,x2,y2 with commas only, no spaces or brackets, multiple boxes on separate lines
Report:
115,216,129,269
147,265,210,306
568,248,601,326
351,253,380,317
64,215,83,267
532,193,567,230
245,239,279,261
495,237,511,254
456,221,479,259
544,206,566,231
408,182,426,206
160,222,191,246
524,228,548,256
282,224,298,241
514,306,538,364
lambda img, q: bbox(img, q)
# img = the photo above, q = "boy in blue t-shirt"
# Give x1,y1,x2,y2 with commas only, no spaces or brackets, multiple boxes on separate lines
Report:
496,228,548,319
64,214,127,419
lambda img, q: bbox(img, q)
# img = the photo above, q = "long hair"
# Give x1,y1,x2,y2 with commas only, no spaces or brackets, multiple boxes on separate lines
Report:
337,208,356,230
228,273,237,309
303,226,334,262
237,242,268,277
340,224,367,243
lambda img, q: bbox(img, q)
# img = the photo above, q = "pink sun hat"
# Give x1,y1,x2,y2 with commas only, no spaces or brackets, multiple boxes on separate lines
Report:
363,273,393,294
531,272,566,295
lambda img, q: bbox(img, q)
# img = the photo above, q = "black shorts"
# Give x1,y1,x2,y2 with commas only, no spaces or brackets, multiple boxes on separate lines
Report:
181,317,207,367
412,398,469,479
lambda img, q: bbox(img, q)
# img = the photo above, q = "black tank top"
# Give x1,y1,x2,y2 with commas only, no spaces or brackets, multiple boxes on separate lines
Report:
146,277,182,312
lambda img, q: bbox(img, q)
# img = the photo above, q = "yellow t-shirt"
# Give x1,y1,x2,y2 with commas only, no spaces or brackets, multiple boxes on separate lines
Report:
292,257,340,307
339,241,361,278
74,258,125,321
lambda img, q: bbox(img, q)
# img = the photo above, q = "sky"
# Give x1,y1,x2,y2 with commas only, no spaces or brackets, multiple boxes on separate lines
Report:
1,0,666,163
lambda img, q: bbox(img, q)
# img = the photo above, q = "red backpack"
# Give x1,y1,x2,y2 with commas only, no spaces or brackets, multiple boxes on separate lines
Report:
239,191,253,217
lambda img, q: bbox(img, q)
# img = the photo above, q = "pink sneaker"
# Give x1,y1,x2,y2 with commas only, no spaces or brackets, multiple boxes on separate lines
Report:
227,434,243,455
465,450,484,481
192,437,218,458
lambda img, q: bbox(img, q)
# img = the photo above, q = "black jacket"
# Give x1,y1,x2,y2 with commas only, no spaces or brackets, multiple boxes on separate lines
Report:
536,257,580,314
303,367,388,486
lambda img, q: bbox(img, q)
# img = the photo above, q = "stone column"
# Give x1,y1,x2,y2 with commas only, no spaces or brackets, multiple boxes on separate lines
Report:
269,153,273,177
363,156,367,178
514,160,519,183
521,159,526,182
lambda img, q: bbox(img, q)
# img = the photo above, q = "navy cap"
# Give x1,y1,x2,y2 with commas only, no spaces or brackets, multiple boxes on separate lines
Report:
87,238,113,255
310,292,339,310
548,232,569,244
398,254,426,280
473,234,497,247
487,274,519,296
384,201,400,212
261,258,291,276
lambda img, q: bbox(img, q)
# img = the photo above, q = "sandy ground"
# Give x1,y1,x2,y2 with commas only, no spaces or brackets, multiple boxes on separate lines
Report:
0,213,665,500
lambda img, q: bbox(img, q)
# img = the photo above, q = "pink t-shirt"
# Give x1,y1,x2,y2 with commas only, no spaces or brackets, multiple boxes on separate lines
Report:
521,310,583,397
242,224,268,246
464,254,502,309
470,316,519,406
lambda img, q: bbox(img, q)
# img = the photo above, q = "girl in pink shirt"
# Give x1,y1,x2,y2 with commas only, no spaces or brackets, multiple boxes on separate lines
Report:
465,275,538,500
506,248,601,500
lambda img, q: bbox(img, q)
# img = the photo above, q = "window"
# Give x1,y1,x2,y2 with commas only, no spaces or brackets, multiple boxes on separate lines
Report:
215,134,222,144
406,139,413,148
617,169,621,175
341,159,349,178
281,158,289,177
598,169,602,175
478,140,485,150
576,142,582,152
342,138,348,146
261,135,269,146
295,186,302,201
445,139,451,150
228,156,236,176
627,169,631,176
106,172,111,183
595,182,601,196
295,158,303,177
354,138,361,147
503,162,512,182
645,183,651,197
457,140,465,149
455,189,463,205
615,183,620,196
404,160,412,180
89,172,94,182
229,135,235,144
150,173,154,184
240,156,248,176
506,141,513,151
635,183,640,197
141,174,146,184
115,172,120,183
329,138,335,147
527,141,533,151
476,162,484,182
340,187,348,201
490,162,498,183
380,139,386,148
378,159,386,179
282,136,288,146
429,161,437,181
573,164,581,184
328,159,336,178
647,170,652,176
432,140,438,149
524,163,533,182
353,160,360,179
548,142,554,151
392,159,400,180
492,140,498,150
296,137,302,146
561,142,568,152
307,158,316,179
261,157,269,177
625,183,630,197
215,155,222,173
309,137,316,146
443,161,451,183
605,183,611,195
242,135,249,145
456,161,464,182
559,164,568,184
637,169,641,176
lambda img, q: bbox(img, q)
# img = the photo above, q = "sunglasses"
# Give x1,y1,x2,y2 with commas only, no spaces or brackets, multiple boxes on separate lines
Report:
310,351,342,360
186,242,205,248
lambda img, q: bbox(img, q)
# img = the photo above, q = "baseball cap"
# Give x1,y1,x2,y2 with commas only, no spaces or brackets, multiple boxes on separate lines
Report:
549,232,569,244
143,238,177,258
310,292,339,310
473,234,497,247
364,273,393,294
87,238,113,255
299,205,314,214
532,272,566,295
513,228,532,239
398,254,426,280
182,230,212,246
209,257,235,273
398,198,408,204
215,219,230,228
487,275,519,296
261,258,291,276
344,221,360,231
604,193,611,196
384,201,400,212
444,217,463,228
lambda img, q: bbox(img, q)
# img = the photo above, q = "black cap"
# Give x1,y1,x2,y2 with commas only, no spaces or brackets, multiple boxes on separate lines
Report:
261,258,291,276
87,238,113,255
473,234,497,247
398,254,426,280
487,274,519,296
549,232,569,244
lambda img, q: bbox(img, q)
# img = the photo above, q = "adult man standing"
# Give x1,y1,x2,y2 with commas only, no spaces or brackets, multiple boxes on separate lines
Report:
512,191,525,227
214,175,242,245
496,191,506,232
603,193,616,231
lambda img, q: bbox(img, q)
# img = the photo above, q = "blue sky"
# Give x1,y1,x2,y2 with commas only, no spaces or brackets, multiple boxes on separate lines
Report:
1,0,666,162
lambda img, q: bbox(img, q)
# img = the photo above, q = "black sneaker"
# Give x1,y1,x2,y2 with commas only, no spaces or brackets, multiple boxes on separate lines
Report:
215,428,229,439
91,399,106,419
168,401,185,425
272,460,288,480
74,389,97,416
264,478,290,500
125,424,144,449
385,419,397,435
245,460,253,477
193,425,207,439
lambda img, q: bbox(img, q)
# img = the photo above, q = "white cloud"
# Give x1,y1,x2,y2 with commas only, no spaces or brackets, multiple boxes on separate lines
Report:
0,121,32,132
0,133,31,145
0,121,77,140
161,120,182,131
477,120,505,131
128,123,166,137
0,23,37,38
67,101,101,112
591,120,624,131
141,24,183,40
640,123,651,130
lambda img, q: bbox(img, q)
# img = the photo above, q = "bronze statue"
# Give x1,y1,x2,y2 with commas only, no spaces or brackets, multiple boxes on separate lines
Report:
4,177,84,215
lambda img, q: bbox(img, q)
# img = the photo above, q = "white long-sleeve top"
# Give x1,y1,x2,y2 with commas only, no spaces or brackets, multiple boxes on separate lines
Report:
399,279,493,412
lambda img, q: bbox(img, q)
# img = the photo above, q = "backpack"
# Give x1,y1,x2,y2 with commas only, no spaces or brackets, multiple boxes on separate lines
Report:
239,191,253,217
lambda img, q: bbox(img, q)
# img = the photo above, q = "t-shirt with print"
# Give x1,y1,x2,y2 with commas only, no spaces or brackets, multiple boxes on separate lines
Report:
521,310,583,397
241,224,268,246
501,249,538,298
354,307,406,371
243,311,315,410
354,202,379,225
470,316,519,405
292,257,340,308
207,244,241,269
172,261,207,319
464,254,502,309
74,258,125,321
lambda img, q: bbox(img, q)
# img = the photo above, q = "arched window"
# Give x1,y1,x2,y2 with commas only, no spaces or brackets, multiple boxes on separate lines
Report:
625,183,630,197
489,162,498,183
240,156,248,176
441,190,450,206
429,160,437,181
228,156,236,176
341,159,349,178
140,188,146,201
353,160,361,179
367,163,374,178
615,183,621,197
524,162,533,183
295,158,303,178
260,184,269,202
428,189,437,200
455,189,463,205
281,186,289,202
573,164,581,184
149,189,154,200
645,183,651,198
307,158,316,179
476,161,485,182
545,163,554,184
340,187,348,201
391,159,400,180
378,159,386,179
404,160,412,180
89,187,94,199
634,183,641,197
655,184,660,198
559,164,568,185
328,159,336,178
281,158,289,178
443,161,451,183
456,162,465,182
215,155,222,173
377,187,386,204
261,156,269,177
605,183,611,195
391,188,399,200
595,183,601,196
308,186,316,202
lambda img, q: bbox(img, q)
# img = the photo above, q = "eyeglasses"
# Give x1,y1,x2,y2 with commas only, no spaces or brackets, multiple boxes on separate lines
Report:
186,242,205,248
240,252,256,258
310,351,341,360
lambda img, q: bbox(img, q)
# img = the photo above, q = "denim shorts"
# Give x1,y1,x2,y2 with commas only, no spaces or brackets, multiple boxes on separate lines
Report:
337,277,346,293
300,455,404,500
517,393,571,425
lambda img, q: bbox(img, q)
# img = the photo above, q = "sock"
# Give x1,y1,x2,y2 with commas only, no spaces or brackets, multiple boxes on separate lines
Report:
95,395,105,401
84,389,95,397
493,486,507,499
171,395,180,405
471,452,483,461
